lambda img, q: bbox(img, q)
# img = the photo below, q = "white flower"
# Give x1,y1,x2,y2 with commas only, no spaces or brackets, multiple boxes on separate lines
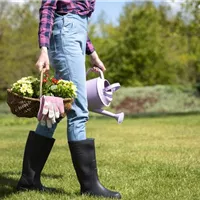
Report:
50,85,57,91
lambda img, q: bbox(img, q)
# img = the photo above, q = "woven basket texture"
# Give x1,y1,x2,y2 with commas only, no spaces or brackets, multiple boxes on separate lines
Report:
7,89,73,118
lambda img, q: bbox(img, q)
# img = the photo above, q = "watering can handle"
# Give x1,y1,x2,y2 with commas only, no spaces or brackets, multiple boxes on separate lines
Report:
104,83,121,92
86,68,104,80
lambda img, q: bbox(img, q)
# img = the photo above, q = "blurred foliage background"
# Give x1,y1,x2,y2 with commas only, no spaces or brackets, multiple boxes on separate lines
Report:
0,0,200,115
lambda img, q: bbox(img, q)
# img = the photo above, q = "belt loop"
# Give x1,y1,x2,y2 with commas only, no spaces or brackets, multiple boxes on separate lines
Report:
62,15,65,27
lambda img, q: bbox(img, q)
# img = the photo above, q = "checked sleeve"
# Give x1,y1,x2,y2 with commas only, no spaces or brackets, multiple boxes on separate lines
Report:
86,36,95,55
38,0,57,48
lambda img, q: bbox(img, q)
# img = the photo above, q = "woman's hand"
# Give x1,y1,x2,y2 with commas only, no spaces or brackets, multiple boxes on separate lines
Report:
35,47,50,73
90,51,106,72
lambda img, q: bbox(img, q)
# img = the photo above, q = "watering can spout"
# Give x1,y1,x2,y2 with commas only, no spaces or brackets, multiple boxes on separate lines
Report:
93,109,124,124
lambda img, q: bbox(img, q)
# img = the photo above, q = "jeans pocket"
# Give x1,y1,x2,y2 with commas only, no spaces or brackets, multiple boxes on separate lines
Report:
50,30,63,53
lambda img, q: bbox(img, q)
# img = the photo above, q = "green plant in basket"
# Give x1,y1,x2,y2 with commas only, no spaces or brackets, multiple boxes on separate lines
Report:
49,79,77,98
10,75,77,99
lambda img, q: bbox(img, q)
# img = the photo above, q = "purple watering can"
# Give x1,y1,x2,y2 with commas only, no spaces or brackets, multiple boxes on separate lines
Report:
86,68,124,124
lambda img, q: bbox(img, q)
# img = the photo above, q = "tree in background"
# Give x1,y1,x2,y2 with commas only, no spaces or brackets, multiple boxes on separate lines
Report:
0,1,39,100
1,1,200,101
90,1,196,87
183,0,200,85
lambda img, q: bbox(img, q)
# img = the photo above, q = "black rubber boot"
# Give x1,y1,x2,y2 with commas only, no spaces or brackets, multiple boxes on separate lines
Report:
68,139,121,199
17,131,55,192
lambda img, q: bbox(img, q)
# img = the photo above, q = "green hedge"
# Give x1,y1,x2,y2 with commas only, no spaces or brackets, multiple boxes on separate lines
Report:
111,85,200,115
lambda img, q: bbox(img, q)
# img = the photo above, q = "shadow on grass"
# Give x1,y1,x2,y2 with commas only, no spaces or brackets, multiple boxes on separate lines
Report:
0,172,18,198
0,171,70,199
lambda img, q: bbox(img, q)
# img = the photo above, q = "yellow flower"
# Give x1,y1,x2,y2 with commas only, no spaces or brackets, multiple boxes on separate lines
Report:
27,88,33,95
71,85,77,92
20,87,26,94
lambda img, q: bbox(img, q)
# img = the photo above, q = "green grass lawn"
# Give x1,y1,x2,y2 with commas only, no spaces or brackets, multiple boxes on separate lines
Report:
0,114,200,200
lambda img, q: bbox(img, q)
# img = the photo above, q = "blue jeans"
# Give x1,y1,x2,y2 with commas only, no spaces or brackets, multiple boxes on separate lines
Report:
35,13,89,141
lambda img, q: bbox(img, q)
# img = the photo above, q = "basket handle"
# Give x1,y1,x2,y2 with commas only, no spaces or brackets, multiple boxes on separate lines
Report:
39,69,44,98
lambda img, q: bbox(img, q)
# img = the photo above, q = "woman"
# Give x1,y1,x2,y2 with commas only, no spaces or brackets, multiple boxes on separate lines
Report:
16,0,121,199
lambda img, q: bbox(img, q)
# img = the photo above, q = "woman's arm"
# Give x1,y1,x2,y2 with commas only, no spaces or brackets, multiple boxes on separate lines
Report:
36,0,57,72
86,37,106,72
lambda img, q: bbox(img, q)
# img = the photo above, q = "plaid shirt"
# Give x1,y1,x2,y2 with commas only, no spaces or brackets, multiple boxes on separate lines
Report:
39,0,95,54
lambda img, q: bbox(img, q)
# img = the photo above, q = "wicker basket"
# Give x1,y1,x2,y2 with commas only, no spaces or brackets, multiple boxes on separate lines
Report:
7,71,74,118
